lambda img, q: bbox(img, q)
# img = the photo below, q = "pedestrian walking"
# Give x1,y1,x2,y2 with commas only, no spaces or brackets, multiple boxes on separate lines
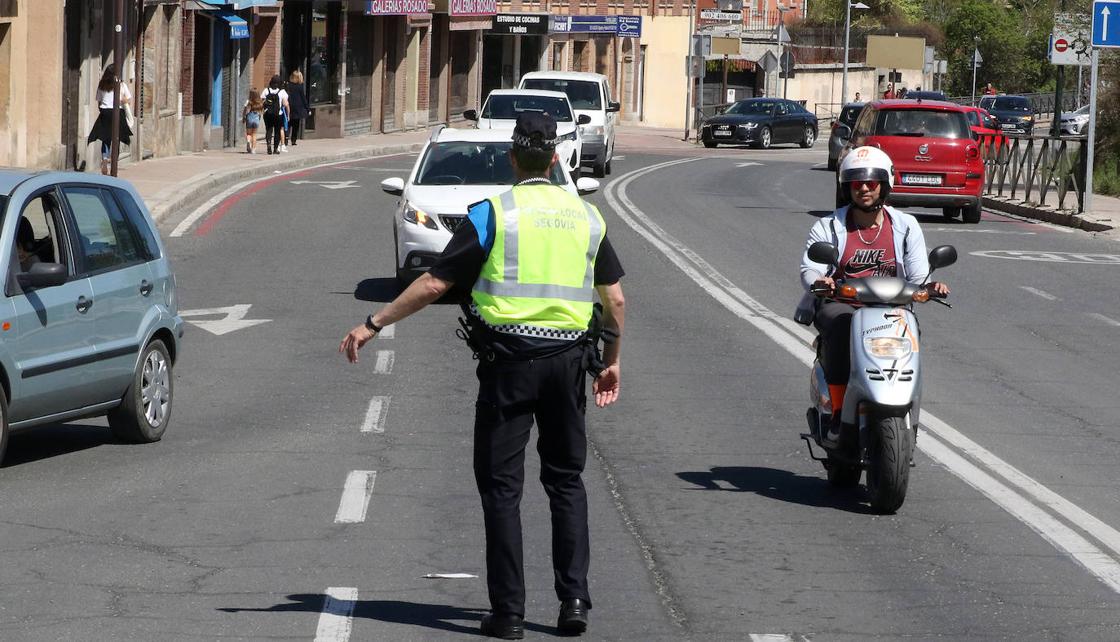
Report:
339,112,625,640
854,91,862,102
984,82,998,95
262,75,289,155
883,83,895,99
243,88,264,154
86,64,133,175
286,70,310,146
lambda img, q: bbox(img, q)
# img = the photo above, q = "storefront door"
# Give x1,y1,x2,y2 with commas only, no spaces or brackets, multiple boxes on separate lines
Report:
345,11,374,135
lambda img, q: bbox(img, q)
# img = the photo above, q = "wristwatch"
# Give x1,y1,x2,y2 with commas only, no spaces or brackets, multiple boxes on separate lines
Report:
365,314,382,334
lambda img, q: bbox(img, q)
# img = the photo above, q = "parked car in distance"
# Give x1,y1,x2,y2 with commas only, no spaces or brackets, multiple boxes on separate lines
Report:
903,90,948,101
0,170,183,461
465,89,588,177
828,102,865,170
838,99,984,223
519,71,619,177
983,95,1035,136
1059,104,1090,135
700,98,818,149
381,126,601,285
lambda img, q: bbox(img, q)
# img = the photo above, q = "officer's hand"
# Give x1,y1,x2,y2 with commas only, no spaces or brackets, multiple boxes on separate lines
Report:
339,325,376,363
592,364,620,408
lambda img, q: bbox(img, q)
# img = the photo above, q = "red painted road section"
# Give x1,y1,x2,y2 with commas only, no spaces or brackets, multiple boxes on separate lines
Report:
194,167,319,237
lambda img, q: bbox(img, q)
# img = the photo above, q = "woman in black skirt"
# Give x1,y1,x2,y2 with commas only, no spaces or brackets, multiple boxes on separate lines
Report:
87,64,133,174
286,70,311,146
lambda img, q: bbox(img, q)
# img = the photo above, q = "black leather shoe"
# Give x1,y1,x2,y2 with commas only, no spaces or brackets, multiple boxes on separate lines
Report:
480,613,524,639
557,598,589,635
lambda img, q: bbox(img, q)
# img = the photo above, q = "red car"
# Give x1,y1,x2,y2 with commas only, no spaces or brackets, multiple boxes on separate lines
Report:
961,106,1005,157
837,99,984,223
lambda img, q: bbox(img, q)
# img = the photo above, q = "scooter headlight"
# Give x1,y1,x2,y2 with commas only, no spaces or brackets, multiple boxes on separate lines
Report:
864,336,912,359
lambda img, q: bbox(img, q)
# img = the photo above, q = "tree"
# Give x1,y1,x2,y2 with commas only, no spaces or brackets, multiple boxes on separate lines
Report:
940,0,1052,96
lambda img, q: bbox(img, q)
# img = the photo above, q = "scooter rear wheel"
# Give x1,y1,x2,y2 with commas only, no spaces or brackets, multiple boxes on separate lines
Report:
865,414,913,514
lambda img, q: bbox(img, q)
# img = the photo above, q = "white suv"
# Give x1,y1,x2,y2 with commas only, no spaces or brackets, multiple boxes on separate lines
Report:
465,89,587,176
380,127,601,284
519,71,619,178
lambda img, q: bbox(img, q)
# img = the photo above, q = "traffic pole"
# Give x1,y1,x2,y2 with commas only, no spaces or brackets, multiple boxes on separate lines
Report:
684,1,695,141
1084,47,1100,213
109,0,125,177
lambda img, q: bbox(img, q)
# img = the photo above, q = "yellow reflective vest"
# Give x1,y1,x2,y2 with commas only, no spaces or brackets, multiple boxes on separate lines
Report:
471,183,606,333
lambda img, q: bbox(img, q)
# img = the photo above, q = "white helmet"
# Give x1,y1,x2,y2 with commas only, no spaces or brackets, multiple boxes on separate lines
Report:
838,145,894,188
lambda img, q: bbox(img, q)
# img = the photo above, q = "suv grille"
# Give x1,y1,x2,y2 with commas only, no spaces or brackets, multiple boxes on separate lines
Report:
439,214,466,232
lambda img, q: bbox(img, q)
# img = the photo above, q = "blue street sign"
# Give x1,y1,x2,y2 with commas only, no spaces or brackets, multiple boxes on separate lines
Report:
617,15,642,38
1093,0,1120,47
550,15,641,36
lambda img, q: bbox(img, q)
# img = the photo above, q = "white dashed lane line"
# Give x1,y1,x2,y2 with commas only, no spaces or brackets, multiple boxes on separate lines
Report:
1019,286,1059,301
360,396,391,434
373,350,395,374
1088,313,1120,327
314,586,358,642
334,471,377,524
378,324,395,339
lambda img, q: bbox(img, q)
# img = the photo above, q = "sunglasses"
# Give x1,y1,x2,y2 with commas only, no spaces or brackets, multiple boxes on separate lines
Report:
851,179,881,189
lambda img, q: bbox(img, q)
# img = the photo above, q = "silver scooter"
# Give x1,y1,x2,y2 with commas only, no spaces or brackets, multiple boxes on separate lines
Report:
801,241,957,513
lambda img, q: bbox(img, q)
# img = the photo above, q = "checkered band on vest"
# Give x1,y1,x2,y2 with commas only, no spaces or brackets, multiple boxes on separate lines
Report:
469,304,586,341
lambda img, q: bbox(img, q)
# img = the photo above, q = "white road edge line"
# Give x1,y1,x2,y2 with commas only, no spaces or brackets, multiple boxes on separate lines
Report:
374,350,395,374
335,470,377,524
1019,286,1059,300
1088,312,1120,327
605,158,1120,593
314,586,358,642
361,396,390,434
169,152,411,237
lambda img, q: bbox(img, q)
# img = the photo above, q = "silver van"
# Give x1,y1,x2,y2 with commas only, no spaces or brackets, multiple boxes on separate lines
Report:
519,71,620,177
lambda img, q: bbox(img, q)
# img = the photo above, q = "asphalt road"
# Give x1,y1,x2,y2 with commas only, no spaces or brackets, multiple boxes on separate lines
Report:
2,139,1120,640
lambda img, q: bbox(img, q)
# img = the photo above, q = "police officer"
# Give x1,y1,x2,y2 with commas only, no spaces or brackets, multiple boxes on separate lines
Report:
340,112,625,639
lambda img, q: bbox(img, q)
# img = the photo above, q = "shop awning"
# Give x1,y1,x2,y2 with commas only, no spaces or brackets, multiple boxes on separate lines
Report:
198,0,279,8
209,10,250,39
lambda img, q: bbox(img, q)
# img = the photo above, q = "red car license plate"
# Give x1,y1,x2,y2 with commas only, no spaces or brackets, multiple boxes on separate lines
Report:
901,174,943,186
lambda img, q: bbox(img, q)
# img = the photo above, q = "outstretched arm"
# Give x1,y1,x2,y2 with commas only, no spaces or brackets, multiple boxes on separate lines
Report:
339,273,453,363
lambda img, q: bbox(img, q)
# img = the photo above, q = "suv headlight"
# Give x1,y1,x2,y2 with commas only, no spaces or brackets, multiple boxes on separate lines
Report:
581,125,605,137
864,336,912,359
558,130,578,142
403,203,438,230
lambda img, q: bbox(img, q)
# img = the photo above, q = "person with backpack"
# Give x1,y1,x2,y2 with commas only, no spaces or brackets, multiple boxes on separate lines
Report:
243,88,264,154
262,75,290,155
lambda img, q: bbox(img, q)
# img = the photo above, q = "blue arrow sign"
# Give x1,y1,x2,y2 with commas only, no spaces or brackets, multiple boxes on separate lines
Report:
1093,0,1120,47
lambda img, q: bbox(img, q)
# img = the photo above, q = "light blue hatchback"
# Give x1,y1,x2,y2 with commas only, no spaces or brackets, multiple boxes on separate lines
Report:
0,170,182,460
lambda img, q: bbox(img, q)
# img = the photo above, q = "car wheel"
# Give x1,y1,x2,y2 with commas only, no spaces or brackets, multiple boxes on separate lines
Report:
703,141,718,148
108,340,172,443
592,159,607,178
754,126,772,149
605,158,612,175
962,201,982,224
0,387,9,465
800,126,816,148
942,206,961,220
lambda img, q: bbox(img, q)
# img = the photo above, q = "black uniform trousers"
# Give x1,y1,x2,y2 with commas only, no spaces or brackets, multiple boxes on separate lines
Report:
473,345,592,617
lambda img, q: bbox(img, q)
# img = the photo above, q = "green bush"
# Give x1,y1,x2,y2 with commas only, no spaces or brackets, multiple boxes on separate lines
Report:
1095,156,1120,197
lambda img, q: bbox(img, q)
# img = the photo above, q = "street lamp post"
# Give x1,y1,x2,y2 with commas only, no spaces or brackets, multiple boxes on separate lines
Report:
840,1,870,106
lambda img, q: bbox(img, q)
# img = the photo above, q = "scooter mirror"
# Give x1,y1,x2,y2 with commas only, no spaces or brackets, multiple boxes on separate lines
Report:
928,245,958,270
807,241,840,267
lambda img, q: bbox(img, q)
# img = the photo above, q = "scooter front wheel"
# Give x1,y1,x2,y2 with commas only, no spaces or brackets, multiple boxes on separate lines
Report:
866,414,913,514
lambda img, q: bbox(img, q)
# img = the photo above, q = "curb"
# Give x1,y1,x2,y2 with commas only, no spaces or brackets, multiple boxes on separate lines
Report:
144,141,426,223
982,196,1114,232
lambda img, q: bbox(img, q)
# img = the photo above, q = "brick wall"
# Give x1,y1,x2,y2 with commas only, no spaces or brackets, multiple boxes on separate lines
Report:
180,11,195,116
253,14,281,91
418,25,431,121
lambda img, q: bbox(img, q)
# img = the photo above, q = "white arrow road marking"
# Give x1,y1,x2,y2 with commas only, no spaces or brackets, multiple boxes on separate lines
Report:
335,471,377,523
314,587,358,642
289,180,358,190
361,396,390,434
374,350,395,374
179,304,271,336
736,162,763,167
606,158,1120,595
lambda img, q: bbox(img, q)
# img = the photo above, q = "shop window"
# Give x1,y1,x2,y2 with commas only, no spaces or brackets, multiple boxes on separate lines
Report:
449,31,472,113
595,40,610,76
572,41,587,72
551,43,564,71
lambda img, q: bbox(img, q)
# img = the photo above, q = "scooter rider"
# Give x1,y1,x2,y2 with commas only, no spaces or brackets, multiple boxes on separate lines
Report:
795,146,949,440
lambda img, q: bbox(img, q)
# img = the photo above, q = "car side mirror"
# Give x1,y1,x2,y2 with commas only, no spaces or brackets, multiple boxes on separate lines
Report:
807,241,839,267
835,124,852,139
463,109,478,121
606,101,621,113
576,177,600,195
380,177,405,196
928,245,958,270
577,114,591,125
17,262,68,289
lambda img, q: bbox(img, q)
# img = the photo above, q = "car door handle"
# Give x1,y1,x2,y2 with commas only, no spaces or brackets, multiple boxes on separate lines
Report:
76,296,93,313
140,280,153,296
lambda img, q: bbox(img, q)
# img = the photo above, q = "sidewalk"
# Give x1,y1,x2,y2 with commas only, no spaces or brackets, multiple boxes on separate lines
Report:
982,187,1119,233
120,129,431,223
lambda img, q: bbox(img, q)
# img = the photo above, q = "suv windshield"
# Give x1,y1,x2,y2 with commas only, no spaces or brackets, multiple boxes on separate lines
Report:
522,79,601,110
726,100,774,115
992,97,1031,112
482,95,573,122
839,104,864,125
415,141,567,186
875,109,971,138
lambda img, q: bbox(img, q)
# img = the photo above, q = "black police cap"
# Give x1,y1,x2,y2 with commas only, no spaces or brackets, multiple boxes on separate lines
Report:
512,111,558,150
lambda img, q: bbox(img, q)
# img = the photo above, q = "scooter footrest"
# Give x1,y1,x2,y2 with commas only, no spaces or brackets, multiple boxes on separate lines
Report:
800,434,829,462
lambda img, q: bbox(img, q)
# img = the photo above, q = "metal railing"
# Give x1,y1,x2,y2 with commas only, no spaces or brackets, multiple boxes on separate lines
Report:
979,133,1087,212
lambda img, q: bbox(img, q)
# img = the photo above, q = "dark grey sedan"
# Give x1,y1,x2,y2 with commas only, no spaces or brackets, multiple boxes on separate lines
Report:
826,102,865,170
700,98,818,149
